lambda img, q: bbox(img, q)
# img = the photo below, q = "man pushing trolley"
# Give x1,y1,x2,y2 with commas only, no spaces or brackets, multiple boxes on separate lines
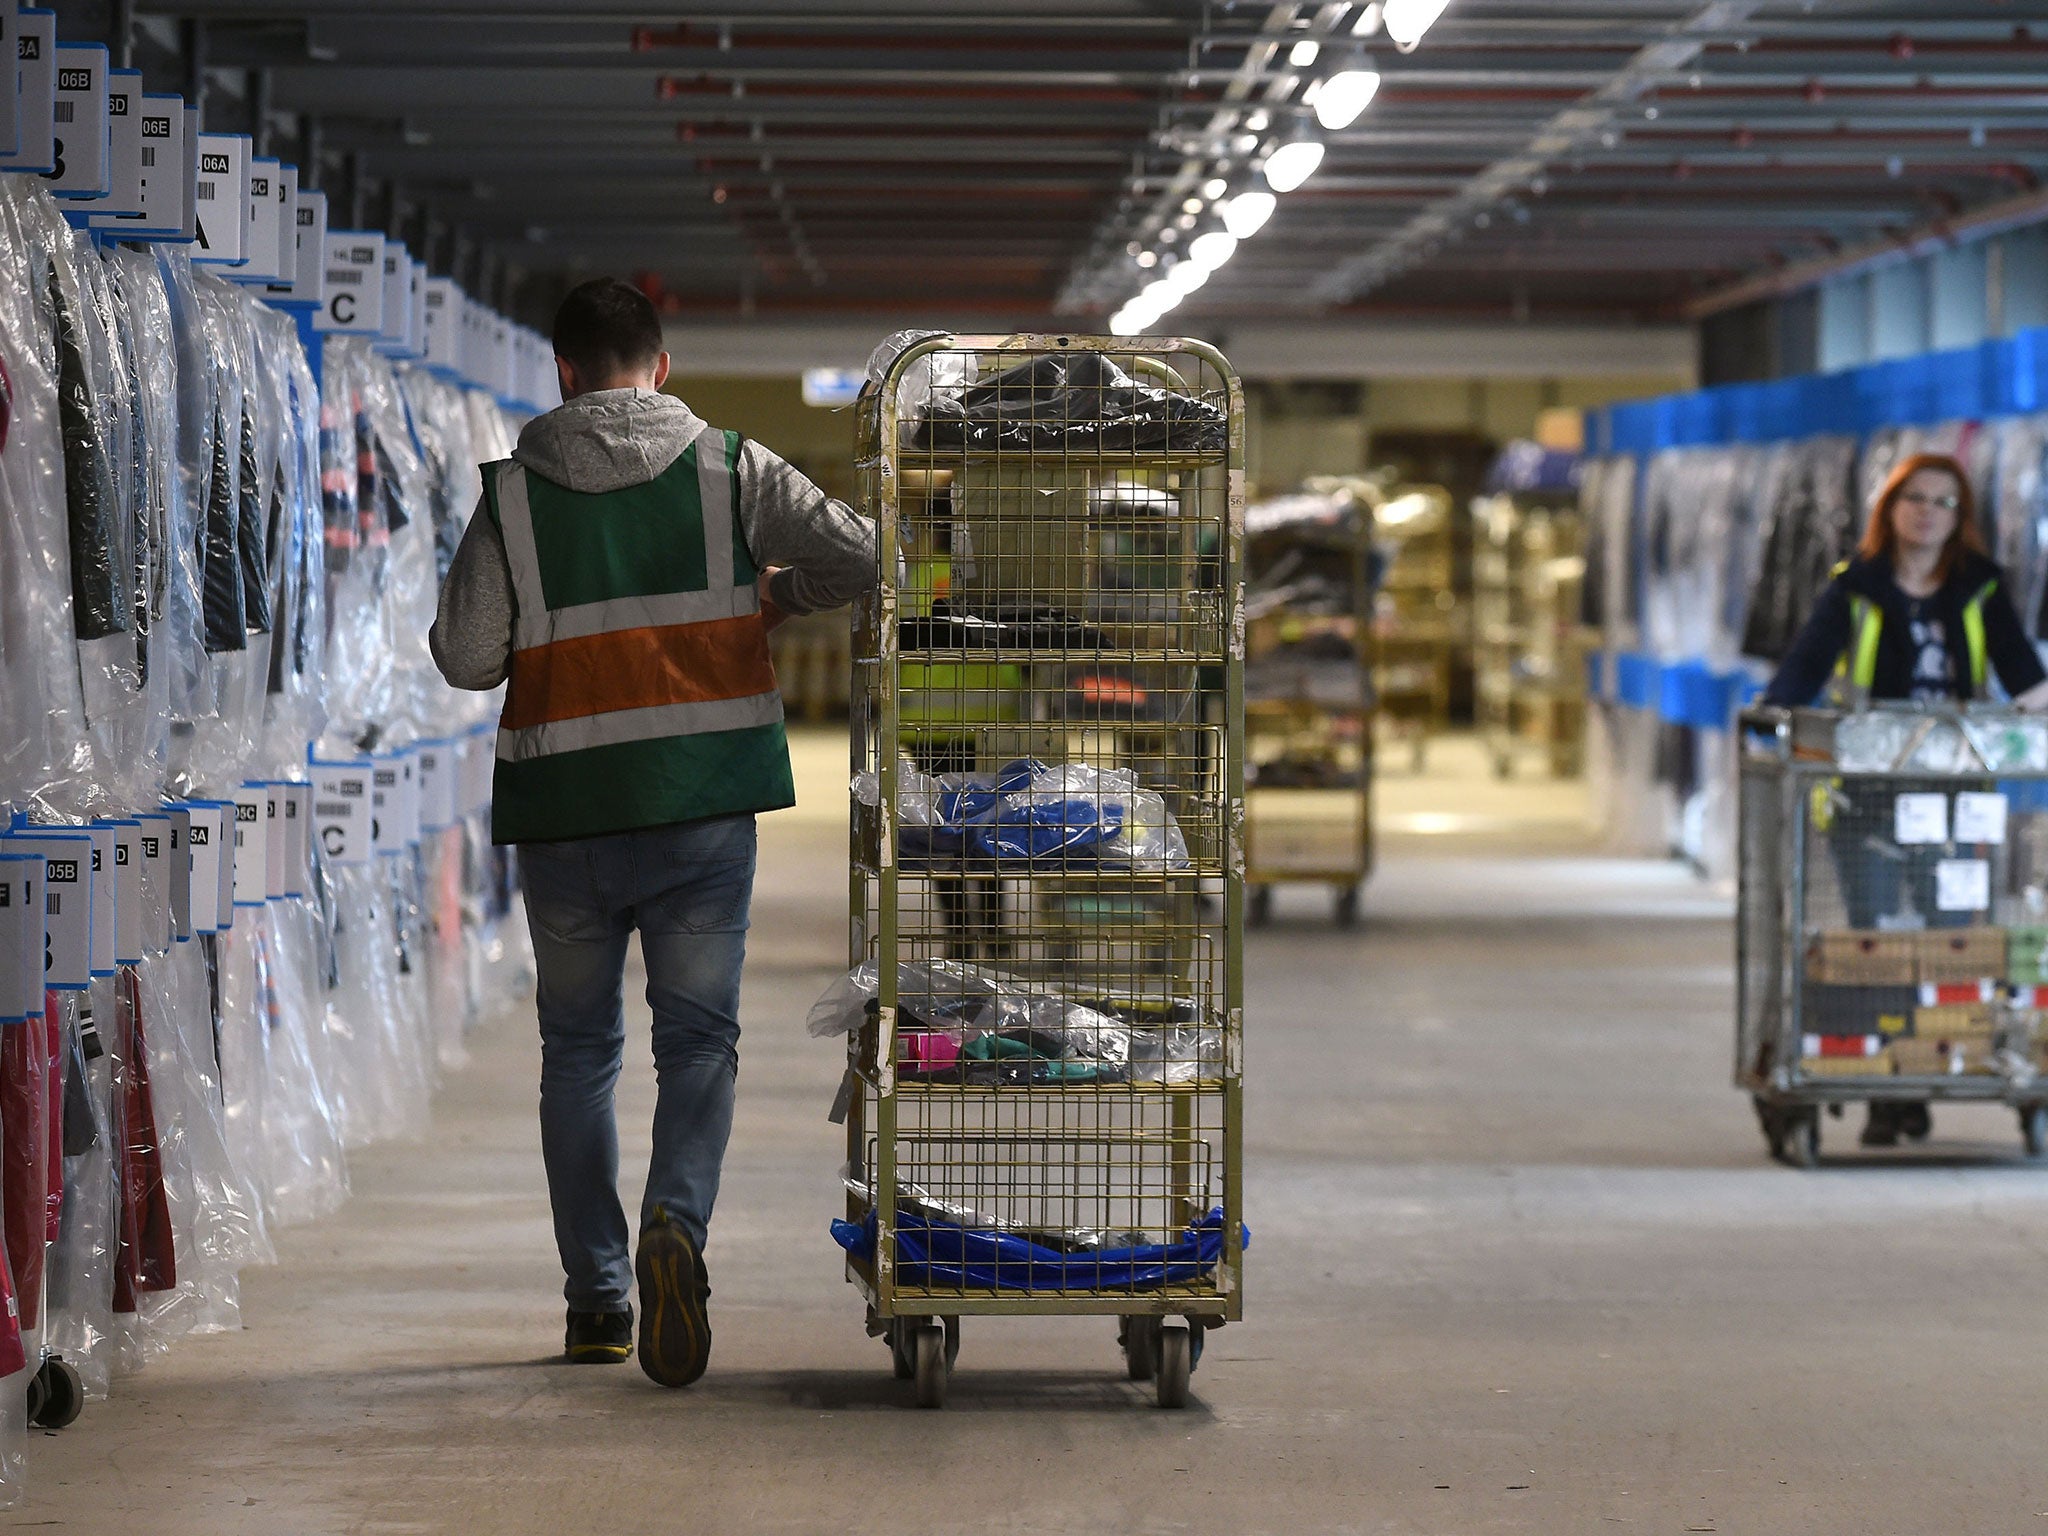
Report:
430,278,876,1385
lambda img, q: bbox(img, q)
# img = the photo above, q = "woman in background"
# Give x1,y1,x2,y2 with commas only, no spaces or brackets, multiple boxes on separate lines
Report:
1765,453,2048,1147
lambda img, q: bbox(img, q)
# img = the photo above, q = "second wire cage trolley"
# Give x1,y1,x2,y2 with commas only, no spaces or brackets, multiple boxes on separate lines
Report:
836,332,1246,1408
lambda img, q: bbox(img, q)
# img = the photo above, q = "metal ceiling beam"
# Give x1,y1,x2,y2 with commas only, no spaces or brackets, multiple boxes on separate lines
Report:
1305,0,1776,308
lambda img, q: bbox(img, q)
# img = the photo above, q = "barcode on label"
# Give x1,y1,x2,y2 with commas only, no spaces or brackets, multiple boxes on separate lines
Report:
196,182,216,201
141,146,155,167
46,894,60,916
53,102,74,123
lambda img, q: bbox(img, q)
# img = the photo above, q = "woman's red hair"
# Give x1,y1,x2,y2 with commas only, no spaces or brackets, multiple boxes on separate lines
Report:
1857,452,1985,580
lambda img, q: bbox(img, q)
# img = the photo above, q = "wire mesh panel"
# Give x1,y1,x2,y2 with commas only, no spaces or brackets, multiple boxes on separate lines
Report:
844,335,1243,1327
1739,708,2048,1122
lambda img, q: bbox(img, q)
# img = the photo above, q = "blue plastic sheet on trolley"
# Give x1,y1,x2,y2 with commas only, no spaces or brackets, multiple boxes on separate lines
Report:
832,1207,1247,1292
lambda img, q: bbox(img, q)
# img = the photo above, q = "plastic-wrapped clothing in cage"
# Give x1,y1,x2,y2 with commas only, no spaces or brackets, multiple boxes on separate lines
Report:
857,759,1190,870
908,349,1227,454
831,1206,1244,1293
807,959,1221,1087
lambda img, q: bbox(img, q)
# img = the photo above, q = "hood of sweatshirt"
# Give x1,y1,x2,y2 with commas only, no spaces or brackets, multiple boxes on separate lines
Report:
512,388,706,495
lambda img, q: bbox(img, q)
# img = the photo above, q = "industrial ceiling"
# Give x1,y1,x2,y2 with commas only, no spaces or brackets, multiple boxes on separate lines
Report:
87,0,2048,326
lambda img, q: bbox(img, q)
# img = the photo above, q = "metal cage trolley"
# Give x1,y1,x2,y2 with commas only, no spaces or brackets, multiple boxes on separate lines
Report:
1242,484,1375,927
840,332,1245,1408
1739,705,2048,1165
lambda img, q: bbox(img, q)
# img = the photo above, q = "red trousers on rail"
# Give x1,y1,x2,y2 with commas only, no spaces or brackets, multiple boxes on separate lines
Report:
113,967,175,1312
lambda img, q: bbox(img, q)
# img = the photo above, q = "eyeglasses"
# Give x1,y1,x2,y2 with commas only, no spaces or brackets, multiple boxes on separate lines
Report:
1897,491,1961,512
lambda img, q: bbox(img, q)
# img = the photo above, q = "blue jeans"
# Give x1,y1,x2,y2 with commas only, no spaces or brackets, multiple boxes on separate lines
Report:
518,814,756,1313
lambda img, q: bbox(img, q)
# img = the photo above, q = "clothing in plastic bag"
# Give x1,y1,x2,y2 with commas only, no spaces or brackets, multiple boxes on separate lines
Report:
909,351,1226,454
858,759,1190,870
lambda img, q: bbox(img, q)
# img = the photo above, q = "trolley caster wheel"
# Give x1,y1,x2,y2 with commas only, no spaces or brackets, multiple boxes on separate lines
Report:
30,1358,81,1431
1120,1316,1159,1381
23,1370,46,1428
1154,1322,1192,1410
912,1323,949,1409
1899,1102,1931,1143
888,1320,915,1380
944,1315,961,1370
1248,885,1273,928
1333,883,1360,928
1781,1108,1821,1169
2021,1104,2048,1158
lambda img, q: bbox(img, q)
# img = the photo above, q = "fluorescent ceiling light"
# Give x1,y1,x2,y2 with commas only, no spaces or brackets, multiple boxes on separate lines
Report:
1263,139,1325,193
1351,2,1384,35
1246,108,1271,132
1188,229,1238,270
1315,68,1381,130
1142,277,1185,313
1201,176,1229,199
1289,39,1321,67
1165,261,1211,296
1384,0,1449,50
1222,190,1277,238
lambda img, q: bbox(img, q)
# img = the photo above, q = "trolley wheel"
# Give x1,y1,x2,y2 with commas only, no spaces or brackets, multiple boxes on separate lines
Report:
30,1358,81,1430
1248,885,1273,928
888,1319,915,1380
22,1369,46,1428
1781,1107,1821,1169
2022,1104,2048,1158
1154,1322,1192,1410
912,1323,949,1409
944,1314,961,1370
1333,883,1361,928
1899,1102,1932,1143
1120,1315,1159,1381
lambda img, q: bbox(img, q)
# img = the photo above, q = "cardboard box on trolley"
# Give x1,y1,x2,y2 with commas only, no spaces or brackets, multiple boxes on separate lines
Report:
1805,930,1915,985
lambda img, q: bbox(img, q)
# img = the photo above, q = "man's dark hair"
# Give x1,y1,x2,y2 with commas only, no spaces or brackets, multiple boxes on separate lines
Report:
551,277,664,380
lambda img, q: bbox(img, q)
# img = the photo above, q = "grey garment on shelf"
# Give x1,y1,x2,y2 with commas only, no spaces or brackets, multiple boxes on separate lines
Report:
429,387,878,691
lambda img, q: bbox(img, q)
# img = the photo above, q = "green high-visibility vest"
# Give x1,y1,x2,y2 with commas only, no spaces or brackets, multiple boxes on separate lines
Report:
479,428,795,844
1831,560,1993,702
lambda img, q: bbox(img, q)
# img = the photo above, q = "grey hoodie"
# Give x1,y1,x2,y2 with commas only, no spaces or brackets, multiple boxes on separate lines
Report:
429,388,877,691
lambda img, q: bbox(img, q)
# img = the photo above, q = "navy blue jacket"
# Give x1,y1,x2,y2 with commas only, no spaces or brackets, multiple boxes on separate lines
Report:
1762,550,2045,707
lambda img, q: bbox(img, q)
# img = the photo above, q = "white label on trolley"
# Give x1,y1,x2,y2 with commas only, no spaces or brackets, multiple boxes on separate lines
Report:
1954,791,2008,846
1893,793,1947,846
1935,858,1991,913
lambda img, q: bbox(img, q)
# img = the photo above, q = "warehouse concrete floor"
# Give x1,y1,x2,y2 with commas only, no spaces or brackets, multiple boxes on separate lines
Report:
25,732,2048,1534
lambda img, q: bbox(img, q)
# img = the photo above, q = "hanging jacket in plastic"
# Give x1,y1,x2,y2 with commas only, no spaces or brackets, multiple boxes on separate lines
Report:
48,266,128,642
